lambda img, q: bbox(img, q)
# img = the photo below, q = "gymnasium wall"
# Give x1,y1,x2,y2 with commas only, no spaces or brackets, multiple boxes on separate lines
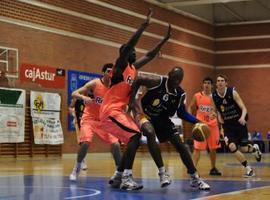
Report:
0,0,268,153
215,22,270,136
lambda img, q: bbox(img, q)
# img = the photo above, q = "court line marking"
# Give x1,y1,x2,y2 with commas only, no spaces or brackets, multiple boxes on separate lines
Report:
0,185,101,199
191,185,270,200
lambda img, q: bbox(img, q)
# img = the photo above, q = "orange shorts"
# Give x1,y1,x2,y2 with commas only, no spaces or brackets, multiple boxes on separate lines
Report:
100,111,140,144
79,118,118,144
193,124,220,150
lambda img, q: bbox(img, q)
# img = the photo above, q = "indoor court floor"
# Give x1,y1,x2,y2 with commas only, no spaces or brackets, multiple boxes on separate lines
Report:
0,152,269,200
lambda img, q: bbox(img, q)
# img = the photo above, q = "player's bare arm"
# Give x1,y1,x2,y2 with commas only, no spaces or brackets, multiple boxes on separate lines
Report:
128,72,161,111
134,24,171,69
72,80,96,104
233,90,248,125
187,95,197,114
113,9,153,80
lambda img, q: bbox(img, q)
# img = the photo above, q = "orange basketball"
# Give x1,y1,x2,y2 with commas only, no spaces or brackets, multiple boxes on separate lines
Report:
192,123,210,142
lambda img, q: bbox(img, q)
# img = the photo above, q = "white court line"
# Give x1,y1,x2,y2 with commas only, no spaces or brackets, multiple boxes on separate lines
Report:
191,185,270,200
0,185,101,199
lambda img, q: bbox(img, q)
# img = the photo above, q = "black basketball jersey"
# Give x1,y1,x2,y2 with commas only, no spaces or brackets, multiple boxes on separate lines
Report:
212,87,244,123
141,76,186,119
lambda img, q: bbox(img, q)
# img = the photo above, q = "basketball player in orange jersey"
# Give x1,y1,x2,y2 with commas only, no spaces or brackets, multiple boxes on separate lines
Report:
188,77,222,176
69,63,122,181
100,9,171,190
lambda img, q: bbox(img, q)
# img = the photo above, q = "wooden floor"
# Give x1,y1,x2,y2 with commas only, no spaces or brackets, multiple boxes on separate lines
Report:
0,152,269,199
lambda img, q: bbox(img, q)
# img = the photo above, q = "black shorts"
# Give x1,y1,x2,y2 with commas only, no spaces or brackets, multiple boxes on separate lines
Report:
223,122,249,146
150,117,179,143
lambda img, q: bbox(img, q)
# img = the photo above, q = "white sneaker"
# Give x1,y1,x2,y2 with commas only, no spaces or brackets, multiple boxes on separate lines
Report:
69,163,81,181
81,159,88,170
252,144,262,162
190,175,210,190
243,166,255,178
120,175,143,191
159,172,171,188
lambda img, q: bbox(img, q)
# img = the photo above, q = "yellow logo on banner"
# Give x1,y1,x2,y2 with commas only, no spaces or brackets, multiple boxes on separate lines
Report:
34,95,44,113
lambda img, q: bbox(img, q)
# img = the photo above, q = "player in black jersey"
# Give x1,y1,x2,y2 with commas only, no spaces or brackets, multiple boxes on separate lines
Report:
129,66,210,190
212,74,262,177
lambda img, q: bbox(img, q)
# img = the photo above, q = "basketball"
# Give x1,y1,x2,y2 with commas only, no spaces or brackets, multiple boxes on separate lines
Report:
192,123,210,142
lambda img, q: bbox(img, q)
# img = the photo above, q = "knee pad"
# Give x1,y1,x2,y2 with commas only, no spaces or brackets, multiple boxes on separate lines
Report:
228,142,238,153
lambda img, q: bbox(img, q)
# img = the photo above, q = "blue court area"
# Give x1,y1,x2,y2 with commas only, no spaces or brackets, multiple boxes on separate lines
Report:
0,175,270,200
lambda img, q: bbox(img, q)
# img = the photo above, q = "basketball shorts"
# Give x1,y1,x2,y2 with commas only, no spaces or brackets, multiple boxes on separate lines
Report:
223,122,249,146
193,124,220,150
99,110,141,144
79,117,118,144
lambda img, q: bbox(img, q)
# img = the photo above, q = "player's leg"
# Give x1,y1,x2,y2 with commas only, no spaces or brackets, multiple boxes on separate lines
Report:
70,120,94,181
238,125,262,162
137,115,171,187
101,112,143,190
208,125,222,175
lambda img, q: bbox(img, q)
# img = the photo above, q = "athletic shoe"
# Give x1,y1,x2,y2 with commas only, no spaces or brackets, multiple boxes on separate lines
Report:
209,167,222,176
108,172,122,188
252,144,262,162
69,163,81,181
120,175,143,191
81,159,88,170
190,175,210,190
158,172,171,188
243,166,255,178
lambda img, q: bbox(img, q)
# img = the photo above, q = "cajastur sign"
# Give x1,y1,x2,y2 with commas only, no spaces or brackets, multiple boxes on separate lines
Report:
20,63,65,88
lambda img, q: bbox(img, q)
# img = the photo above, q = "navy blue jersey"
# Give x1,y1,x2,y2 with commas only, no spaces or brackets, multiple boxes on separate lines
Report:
212,87,246,124
141,76,186,119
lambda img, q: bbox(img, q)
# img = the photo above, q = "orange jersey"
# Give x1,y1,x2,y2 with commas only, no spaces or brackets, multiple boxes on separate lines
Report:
195,92,217,126
82,78,108,121
100,64,136,119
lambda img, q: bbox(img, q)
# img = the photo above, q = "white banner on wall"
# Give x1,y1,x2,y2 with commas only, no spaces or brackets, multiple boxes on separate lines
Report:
32,117,63,144
30,91,61,118
0,87,25,143
30,91,63,144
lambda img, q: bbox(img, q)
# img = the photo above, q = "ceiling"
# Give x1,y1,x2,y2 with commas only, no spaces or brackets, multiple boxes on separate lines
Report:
145,0,270,24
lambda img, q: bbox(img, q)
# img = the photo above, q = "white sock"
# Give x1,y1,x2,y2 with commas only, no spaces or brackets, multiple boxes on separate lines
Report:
158,166,166,174
190,171,199,178
123,169,132,177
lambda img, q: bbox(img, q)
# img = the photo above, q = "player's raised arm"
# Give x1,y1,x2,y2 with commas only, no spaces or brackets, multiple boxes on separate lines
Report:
114,9,153,75
134,24,171,69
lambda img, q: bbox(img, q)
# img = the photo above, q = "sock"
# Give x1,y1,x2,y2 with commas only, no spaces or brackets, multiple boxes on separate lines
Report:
158,166,166,175
123,169,132,177
190,171,199,179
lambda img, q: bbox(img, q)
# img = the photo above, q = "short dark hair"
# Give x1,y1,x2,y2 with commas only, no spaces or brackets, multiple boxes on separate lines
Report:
203,77,213,84
216,74,228,82
102,63,113,73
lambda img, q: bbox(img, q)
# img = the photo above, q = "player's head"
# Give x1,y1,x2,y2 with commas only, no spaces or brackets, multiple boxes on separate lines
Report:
120,44,136,64
168,66,184,89
216,74,228,90
202,77,213,92
102,63,113,81
102,63,113,73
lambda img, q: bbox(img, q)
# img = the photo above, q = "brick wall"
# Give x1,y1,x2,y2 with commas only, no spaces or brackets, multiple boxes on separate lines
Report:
0,0,269,152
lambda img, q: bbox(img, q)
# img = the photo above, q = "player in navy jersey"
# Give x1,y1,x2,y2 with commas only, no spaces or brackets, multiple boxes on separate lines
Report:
212,74,262,177
129,66,210,190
